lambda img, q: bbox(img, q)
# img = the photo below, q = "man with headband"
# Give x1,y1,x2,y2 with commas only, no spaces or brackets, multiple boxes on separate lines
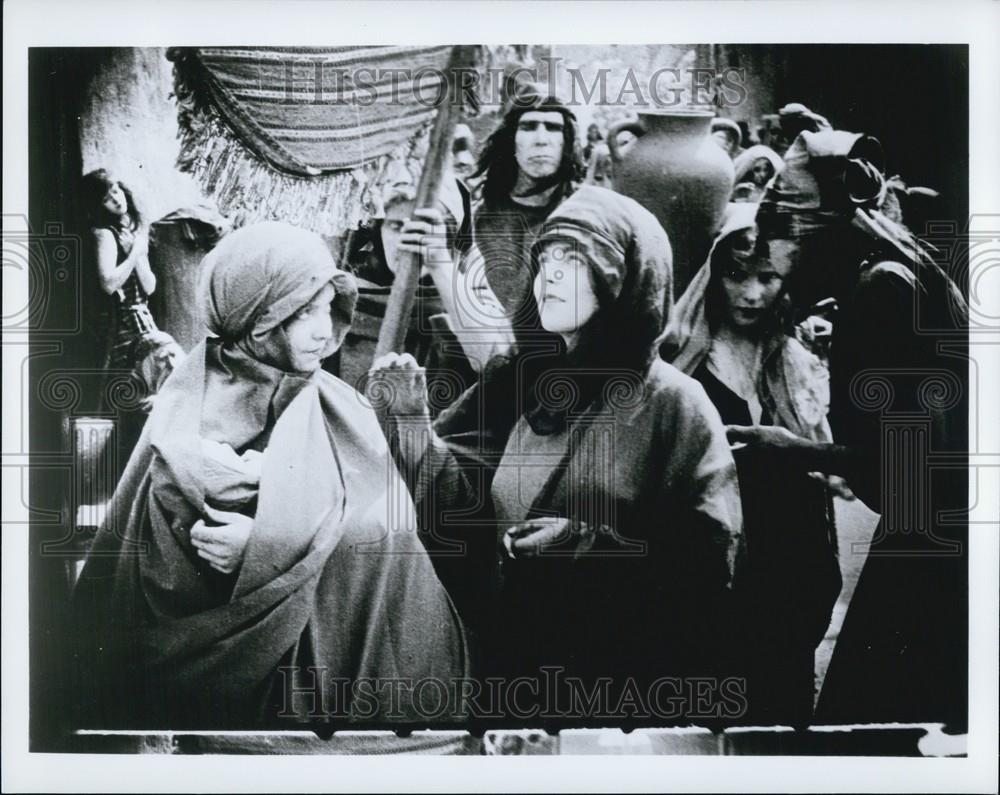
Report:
470,81,585,319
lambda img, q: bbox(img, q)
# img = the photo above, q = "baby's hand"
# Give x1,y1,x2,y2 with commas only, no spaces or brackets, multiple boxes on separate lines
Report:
239,449,264,479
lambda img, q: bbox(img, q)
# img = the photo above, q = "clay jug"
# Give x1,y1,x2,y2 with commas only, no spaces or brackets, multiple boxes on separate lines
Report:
608,110,734,297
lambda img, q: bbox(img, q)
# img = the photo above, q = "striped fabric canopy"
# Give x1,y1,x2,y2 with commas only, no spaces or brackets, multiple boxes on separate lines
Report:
189,46,454,175
169,46,458,236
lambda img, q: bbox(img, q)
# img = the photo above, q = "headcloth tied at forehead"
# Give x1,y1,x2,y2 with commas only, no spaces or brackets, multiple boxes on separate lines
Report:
200,221,358,357
506,81,577,121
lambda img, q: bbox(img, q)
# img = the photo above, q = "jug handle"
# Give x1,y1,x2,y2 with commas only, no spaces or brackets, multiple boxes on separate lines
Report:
607,118,645,162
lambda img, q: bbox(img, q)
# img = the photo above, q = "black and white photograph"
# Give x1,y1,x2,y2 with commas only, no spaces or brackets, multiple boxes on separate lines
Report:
3,1,998,791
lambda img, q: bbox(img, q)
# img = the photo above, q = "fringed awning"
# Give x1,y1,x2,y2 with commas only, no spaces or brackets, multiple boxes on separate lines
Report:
168,46,455,237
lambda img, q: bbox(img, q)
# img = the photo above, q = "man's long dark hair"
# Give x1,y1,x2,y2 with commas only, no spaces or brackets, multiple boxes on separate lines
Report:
473,85,585,206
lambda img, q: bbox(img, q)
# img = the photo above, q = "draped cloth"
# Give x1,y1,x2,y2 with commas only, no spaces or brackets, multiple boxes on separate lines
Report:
732,145,784,189
174,47,453,175
73,222,468,729
168,46,453,235
658,202,840,724
405,188,741,724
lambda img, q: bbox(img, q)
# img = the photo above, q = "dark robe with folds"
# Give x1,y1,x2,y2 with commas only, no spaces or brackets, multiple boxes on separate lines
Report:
409,358,742,727
814,257,969,728
474,186,574,317
695,363,840,726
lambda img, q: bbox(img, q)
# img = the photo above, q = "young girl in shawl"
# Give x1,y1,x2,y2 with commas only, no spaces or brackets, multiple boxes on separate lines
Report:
73,222,468,729
658,201,842,726
371,186,741,727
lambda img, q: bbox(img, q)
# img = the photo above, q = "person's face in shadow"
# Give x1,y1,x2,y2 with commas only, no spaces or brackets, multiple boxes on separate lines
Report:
712,130,739,158
751,157,776,188
380,199,413,275
452,150,476,181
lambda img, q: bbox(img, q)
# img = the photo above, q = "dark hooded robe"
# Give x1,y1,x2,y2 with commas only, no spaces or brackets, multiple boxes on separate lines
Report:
757,130,969,728
403,187,742,726
72,222,468,730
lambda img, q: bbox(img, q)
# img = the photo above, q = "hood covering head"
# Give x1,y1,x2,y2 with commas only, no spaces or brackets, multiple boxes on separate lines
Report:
711,117,743,148
756,127,966,321
659,201,834,441
658,201,760,372
733,144,785,186
495,185,671,434
201,221,358,370
529,185,671,343
778,102,832,140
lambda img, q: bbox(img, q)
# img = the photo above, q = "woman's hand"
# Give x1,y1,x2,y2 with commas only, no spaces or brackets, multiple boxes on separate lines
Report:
190,505,254,574
398,208,454,271
367,353,432,468
502,517,594,559
725,424,804,451
133,227,150,257
367,352,430,419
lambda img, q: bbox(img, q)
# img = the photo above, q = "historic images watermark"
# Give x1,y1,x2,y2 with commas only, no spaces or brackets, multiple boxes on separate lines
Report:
276,666,748,723
275,55,748,109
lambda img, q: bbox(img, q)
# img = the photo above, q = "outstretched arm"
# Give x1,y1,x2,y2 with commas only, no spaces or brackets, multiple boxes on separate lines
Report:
726,424,856,477
367,352,498,629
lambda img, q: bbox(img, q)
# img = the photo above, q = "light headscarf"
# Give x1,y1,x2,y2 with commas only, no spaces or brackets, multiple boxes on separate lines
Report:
201,221,358,370
732,144,784,187
194,222,358,449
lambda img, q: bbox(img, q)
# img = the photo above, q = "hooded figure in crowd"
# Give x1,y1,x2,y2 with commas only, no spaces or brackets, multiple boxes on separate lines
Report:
72,222,469,730
660,201,841,726
372,186,742,726
730,145,784,203
728,127,969,728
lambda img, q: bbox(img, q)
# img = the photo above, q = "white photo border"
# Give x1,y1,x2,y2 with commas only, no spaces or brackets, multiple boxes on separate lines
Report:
3,1,998,792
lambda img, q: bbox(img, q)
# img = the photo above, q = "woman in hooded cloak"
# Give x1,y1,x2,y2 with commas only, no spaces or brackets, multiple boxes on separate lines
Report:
73,222,469,729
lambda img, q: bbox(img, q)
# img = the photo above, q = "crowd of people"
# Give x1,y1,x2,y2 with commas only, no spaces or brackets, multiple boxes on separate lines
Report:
72,81,968,732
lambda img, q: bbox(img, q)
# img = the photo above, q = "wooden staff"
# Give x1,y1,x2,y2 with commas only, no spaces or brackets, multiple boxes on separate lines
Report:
374,45,476,359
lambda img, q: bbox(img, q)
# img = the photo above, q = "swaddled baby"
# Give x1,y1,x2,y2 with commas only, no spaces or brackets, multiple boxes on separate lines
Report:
200,438,264,513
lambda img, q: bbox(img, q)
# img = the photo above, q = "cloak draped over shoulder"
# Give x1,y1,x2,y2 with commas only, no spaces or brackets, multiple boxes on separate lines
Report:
73,222,468,729
659,201,832,443
754,130,969,727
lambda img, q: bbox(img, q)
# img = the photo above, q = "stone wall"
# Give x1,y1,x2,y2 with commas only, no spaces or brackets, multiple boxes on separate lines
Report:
79,48,203,223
